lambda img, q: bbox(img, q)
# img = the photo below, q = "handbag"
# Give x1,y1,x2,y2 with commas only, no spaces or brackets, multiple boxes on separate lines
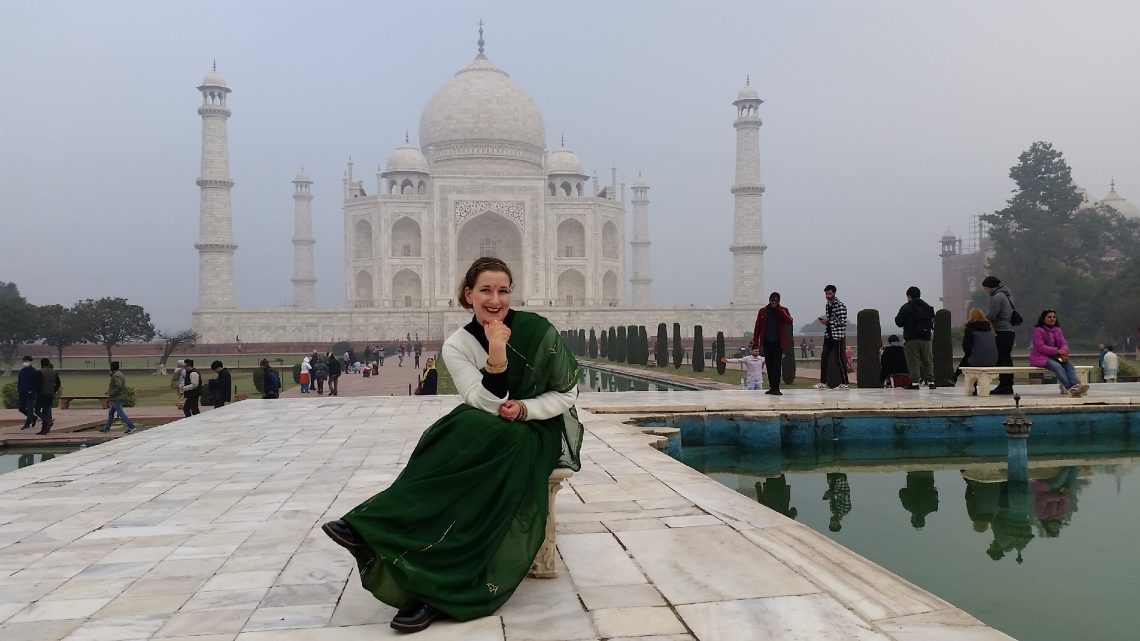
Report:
1006,293,1023,326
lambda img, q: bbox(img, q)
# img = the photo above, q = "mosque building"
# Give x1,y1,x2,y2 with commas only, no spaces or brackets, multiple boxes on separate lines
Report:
191,32,767,343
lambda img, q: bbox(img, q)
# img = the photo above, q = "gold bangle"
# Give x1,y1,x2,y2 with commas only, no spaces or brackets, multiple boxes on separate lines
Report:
485,360,507,374
516,401,528,422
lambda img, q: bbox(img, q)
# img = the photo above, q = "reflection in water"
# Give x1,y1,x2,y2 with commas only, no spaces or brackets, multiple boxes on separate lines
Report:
899,471,939,529
822,472,851,532
578,366,691,392
1,449,77,475
756,475,797,519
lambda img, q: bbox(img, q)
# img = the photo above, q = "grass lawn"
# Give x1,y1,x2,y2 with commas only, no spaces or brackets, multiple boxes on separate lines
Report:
2,369,295,408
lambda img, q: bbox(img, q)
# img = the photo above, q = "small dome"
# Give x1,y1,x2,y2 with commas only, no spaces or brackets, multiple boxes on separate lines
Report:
632,173,649,189
200,68,228,89
384,144,429,174
546,147,583,175
736,84,760,101
1102,187,1140,219
941,231,957,241
293,168,311,183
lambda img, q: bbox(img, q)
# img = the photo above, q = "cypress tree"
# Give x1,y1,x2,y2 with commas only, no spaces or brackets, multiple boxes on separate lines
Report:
856,309,883,389
672,322,683,368
588,329,598,358
693,325,705,372
599,330,608,358
715,331,726,374
655,323,668,367
626,325,638,365
578,329,586,356
638,326,649,365
616,326,627,362
608,327,617,361
933,309,954,385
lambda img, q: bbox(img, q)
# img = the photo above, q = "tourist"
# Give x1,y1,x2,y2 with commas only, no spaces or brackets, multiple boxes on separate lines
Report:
171,359,187,410
101,361,137,434
415,357,438,395
209,361,231,408
312,355,329,395
17,356,39,430
879,335,910,387
364,345,374,366
327,352,341,396
749,291,793,395
813,285,850,390
894,286,936,390
800,338,808,359
343,349,352,374
299,356,312,393
1097,343,1107,382
809,339,815,358
397,344,405,367
260,359,281,399
954,308,998,394
180,359,202,415
721,346,767,391
378,345,386,366
35,358,60,434
1029,309,1088,397
981,276,1018,395
321,256,583,633
1103,345,1118,382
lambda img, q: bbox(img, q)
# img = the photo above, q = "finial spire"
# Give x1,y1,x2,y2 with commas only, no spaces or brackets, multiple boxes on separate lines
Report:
1111,177,1116,192
405,129,410,144
561,133,564,147
212,59,217,72
746,74,750,86
477,19,486,58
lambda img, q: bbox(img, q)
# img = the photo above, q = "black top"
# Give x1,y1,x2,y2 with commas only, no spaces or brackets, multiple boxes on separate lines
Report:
464,309,516,398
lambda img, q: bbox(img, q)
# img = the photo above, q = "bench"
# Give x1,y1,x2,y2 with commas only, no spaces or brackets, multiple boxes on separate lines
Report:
529,468,573,579
58,396,111,410
959,366,1093,397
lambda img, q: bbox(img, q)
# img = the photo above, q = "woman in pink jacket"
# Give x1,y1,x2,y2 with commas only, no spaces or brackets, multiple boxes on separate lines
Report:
1029,309,1089,397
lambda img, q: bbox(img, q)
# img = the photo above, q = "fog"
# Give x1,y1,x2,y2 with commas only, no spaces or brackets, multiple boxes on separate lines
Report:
3,0,1138,332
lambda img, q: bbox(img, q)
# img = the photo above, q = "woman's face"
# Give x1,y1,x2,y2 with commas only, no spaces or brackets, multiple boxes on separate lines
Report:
1043,312,1057,326
425,358,434,368
465,270,512,325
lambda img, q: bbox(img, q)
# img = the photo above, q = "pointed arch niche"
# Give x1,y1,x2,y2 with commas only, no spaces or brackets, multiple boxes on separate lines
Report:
556,218,586,258
354,270,374,307
391,269,422,307
602,270,619,305
456,211,525,298
354,219,373,259
391,217,421,257
602,221,620,259
557,268,586,306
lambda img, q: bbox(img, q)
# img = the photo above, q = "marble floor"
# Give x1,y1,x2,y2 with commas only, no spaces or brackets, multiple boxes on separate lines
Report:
6,385,1122,640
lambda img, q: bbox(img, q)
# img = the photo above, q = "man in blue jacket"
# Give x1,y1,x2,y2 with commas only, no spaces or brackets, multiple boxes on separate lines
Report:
895,286,936,389
17,356,39,430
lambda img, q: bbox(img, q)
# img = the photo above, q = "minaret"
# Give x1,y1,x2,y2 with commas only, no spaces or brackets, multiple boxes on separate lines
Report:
195,63,237,309
630,172,652,306
291,168,316,308
730,77,766,307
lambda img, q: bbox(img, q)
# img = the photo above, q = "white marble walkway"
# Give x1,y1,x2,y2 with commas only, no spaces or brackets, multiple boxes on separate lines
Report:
2,385,1106,640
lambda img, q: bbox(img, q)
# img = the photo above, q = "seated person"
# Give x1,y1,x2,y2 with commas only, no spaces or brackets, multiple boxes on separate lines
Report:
879,335,909,387
955,307,999,393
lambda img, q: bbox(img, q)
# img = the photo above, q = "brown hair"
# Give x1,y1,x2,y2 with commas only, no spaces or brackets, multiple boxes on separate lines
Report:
457,257,513,309
966,307,994,332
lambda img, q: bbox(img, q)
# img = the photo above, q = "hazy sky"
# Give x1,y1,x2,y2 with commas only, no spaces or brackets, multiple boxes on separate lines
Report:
3,1,1138,332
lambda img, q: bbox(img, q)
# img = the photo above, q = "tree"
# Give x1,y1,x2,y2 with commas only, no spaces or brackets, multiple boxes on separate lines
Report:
856,309,882,389
625,325,637,364
615,326,627,362
38,304,85,370
0,282,39,375
637,326,648,365
715,332,726,375
73,297,156,367
588,329,597,358
672,322,683,369
655,323,668,367
599,330,608,358
608,327,617,361
578,329,586,357
157,329,200,374
692,325,705,372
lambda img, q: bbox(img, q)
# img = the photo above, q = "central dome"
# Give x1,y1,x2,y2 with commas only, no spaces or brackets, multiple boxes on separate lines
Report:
419,55,546,169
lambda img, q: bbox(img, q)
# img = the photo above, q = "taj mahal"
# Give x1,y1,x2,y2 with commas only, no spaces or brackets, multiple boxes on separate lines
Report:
191,30,766,343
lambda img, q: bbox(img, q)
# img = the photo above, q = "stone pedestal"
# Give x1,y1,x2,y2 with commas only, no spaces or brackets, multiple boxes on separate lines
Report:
530,468,573,579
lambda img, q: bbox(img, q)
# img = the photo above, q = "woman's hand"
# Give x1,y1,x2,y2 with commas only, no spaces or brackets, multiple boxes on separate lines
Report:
1057,348,1069,357
484,319,511,347
499,400,522,421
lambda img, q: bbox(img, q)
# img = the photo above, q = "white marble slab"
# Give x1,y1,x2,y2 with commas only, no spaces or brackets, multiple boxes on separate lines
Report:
556,533,646,587
676,594,893,641
590,606,686,637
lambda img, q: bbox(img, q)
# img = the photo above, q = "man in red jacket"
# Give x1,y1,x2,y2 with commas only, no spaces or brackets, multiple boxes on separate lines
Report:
751,292,794,395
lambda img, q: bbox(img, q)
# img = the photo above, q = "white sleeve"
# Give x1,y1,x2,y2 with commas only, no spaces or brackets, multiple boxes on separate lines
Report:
521,384,578,421
442,336,507,414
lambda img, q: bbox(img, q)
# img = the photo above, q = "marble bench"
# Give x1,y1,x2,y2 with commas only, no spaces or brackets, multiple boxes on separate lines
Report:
59,395,111,409
529,468,573,579
959,365,1092,396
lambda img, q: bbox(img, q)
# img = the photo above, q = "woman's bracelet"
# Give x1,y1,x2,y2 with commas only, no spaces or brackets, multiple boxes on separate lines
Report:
485,360,507,374
516,401,528,422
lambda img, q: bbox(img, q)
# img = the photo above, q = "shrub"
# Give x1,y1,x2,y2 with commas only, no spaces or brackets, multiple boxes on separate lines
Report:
588,329,598,358
253,368,265,393
856,309,883,388
626,325,637,364
329,341,352,360
2,382,17,409
655,324,668,367
782,322,797,384
693,325,705,372
122,386,138,407
933,309,954,385
615,326,627,362
578,329,587,357
715,332,726,374
292,362,302,384
672,323,683,369
636,326,647,365
599,331,608,358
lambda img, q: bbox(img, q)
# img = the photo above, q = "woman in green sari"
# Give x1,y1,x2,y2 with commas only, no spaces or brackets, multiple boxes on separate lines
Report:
322,257,583,633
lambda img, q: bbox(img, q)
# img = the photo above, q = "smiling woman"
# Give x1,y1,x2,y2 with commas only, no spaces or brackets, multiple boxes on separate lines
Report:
322,257,584,633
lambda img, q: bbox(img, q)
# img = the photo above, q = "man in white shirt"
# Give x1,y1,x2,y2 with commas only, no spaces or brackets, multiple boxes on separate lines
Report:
1103,345,1119,382
722,347,767,391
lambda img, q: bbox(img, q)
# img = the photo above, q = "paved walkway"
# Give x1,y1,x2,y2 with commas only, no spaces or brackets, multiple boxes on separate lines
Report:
3,382,1136,640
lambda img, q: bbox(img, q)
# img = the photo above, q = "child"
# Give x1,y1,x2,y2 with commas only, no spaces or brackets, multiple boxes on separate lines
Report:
1103,345,1119,383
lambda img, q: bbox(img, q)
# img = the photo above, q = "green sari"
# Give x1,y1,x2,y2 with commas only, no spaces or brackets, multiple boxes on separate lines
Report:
342,310,583,621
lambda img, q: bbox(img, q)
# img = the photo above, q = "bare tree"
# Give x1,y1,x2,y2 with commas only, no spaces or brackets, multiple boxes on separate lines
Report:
156,329,200,375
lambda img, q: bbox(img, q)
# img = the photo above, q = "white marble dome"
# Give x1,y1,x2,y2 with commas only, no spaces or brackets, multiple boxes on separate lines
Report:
736,82,760,102
1102,188,1140,218
419,56,546,164
293,168,311,183
385,143,429,174
200,69,228,89
546,146,584,175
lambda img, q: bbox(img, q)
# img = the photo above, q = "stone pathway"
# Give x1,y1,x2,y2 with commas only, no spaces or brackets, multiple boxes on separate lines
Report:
0,381,1090,640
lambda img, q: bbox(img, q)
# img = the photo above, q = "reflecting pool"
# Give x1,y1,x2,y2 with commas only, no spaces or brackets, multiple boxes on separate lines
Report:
676,430,1140,641
0,445,86,475
579,366,695,392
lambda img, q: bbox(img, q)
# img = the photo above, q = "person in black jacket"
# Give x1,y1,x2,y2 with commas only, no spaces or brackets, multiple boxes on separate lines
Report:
326,352,342,396
955,308,999,394
209,361,232,408
416,357,438,395
894,286,936,389
879,335,910,387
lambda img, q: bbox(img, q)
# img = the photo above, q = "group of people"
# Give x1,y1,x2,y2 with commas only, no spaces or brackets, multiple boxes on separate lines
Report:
170,358,233,415
299,352,341,395
16,356,60,434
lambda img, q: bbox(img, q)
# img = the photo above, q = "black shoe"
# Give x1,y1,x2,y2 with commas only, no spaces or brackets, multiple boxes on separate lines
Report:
990,386,1014,395
904,383,920,390
390,600,447,633
928,382,937,390
768,389,783,395
21,424,32,430
321,519,367,553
